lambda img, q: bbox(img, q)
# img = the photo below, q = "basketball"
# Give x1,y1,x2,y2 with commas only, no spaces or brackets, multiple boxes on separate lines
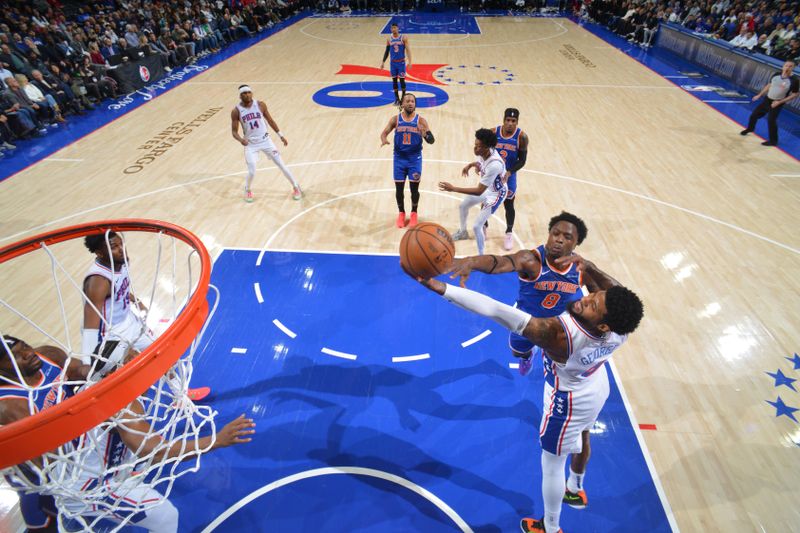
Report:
399,222,456,279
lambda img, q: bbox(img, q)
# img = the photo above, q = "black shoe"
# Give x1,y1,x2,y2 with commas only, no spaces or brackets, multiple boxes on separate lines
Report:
394,98,401,106
740,129,751,135
761,141,776,146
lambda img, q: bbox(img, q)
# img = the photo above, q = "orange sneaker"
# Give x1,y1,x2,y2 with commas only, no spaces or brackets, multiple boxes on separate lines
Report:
409,212,418,227
187,387,211,402
396,212,406,228
520,517,562,533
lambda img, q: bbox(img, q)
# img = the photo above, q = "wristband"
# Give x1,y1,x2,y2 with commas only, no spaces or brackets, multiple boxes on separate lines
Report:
81,328,100,364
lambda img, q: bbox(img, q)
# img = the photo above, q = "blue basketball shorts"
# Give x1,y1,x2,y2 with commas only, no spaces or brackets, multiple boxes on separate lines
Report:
390,61,406,78
506,173,517,199
394,153,422,182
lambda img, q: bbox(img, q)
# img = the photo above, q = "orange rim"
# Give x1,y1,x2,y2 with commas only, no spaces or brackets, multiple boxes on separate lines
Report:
0,219,211,469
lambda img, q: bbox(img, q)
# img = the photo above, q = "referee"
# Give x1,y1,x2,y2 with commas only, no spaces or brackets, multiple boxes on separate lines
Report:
740,59,799,146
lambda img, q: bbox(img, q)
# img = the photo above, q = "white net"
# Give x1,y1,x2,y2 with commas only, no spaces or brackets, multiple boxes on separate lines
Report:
0,223,218,532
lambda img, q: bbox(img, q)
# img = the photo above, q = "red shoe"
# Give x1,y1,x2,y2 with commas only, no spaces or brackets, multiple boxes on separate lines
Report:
409,212,418,227
396,212,406,228
187,387,211,402
520,517,562,533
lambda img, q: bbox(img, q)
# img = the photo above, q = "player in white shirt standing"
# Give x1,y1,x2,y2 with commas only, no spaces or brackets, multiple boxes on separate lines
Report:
439,128,507,255
82,232,210,401
231,84,302,202
405,255,644,533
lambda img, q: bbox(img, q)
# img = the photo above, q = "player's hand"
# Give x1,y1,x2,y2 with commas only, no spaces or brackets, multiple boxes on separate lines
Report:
552,253,590,272
240,138,248,146
439,181,454,192
771,101,781,108
406,61,412,69
503,170,511,180
447,258,473,287
751,94,760,102
400,262,446,294
380,138,390,147
216,414,256,447
380,62,385,70
280,136,288,146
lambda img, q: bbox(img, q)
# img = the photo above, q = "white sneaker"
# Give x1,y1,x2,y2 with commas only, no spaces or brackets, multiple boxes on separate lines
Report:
503,232,514,251
452,229,470,240
244,189,254,202
292,187,303,200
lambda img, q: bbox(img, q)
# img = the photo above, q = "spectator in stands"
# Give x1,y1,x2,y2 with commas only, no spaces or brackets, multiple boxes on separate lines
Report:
730,28,758,50
0,43,32,76
776,38,800,61
17,73,63,124
100,37,120,60
754,34,772,55
1,77,48,134
31,68,84,116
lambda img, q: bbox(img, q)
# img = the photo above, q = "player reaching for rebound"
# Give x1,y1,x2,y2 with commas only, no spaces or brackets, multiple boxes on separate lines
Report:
231,85,302,202
380,23,412,105
381,93,434,228
494,108,529,251
404,257,644,533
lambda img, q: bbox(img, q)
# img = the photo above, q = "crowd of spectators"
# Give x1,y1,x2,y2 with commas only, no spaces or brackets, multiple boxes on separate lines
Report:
0,0,312,161
583,0,800,57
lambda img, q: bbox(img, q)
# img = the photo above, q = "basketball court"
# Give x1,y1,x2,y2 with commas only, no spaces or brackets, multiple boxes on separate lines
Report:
1,12,799,532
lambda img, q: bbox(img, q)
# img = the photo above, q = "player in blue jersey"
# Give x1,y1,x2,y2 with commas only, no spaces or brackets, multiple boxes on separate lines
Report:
380,23,412,106
1,335,90,533
494,108,529,251
380,93,434,228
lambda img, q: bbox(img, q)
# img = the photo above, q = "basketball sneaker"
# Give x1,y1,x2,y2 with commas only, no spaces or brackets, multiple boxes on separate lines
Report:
518,345,541,376
563,489,588,509
187,387,211,402
504,232,514,251
520,517,562,533
292,187,303,200
452,229,470,240
244,189,254,203
396,212,406,228
409,212,418,227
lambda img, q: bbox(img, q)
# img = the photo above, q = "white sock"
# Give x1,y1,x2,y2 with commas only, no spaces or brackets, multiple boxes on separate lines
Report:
270,152,299,188
541,450,567,533
567,467,584,493
442,284,531,335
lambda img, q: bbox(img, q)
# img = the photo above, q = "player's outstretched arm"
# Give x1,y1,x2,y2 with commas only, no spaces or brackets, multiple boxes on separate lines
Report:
408,275,569,360
231,107,247,146
553,254,620,292
448,249,540,286
439,181,486,196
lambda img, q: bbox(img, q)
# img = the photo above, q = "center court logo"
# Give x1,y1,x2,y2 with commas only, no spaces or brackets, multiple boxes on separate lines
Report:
312,63,450,109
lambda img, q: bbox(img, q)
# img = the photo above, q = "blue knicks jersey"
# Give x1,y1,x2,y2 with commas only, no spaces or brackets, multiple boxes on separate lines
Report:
394,113,422,156
495,126,520,177
517,245,583,317
388,34,405,62
0,354,64,412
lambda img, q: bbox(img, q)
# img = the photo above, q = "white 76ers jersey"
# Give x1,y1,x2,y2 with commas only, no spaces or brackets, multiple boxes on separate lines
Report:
237,100,269,143
544,312,628,392
478,149,507,205
85,261,132,336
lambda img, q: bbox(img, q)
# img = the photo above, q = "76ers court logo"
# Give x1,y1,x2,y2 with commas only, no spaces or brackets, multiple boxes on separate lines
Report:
139,66,151,82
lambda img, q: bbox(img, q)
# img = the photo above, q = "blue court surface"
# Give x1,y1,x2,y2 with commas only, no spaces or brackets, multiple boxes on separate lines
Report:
162,249,671,532
381,14,482,34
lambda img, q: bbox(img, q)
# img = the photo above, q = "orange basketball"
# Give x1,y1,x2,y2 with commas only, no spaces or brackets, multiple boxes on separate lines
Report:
399,222,456,279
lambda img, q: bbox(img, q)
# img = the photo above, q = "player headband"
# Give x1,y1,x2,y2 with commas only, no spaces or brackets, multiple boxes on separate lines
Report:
239,85,252,94
504,108,520,119
1,335,21,351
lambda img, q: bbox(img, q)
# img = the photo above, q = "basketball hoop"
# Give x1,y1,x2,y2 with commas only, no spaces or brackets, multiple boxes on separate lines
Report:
0,219,217,531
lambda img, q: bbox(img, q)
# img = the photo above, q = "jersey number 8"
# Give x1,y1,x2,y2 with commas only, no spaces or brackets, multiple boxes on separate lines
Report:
541,293,561,309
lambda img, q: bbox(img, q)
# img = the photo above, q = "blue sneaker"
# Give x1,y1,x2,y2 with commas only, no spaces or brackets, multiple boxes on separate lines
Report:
518,345,542,377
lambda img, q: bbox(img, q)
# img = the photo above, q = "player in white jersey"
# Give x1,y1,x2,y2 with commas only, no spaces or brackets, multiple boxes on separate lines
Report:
231,84,302,203
57,344,255,533
405,256,643,533
439,128,508,255
81,232,210,401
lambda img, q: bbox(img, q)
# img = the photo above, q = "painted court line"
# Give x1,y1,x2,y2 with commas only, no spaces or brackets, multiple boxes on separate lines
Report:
45,158,84,162
272,319,297,339
230,347,247,354
253,282,264,303
392,353,431,363
321,347,358,361
770,173,800,178
702,100,748,104
509,362,520,370
461,329,492,347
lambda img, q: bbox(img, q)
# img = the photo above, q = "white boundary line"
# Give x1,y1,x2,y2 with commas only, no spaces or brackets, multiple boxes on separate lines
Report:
461,329,492,347
392,353,431,363
44,158,84,162
253,282,264,304
608,359,680,532
701,100,749,104
272,318,297,338
769,173,800,178
508,362,520,369
200,466,473,533
230,347,247,354
321,347,358,360
5,157,798,256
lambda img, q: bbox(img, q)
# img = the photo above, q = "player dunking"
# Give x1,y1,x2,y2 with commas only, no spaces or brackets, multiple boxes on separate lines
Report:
380,23,412,105
495,108,529,251
404,258,644,533
231,85,302,202
380,93,434,228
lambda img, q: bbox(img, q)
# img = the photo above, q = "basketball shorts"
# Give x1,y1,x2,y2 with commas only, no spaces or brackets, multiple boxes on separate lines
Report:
18,492,56,529
60,484,178,533
506,172,517,200
390,60,406,78
103,312,154,353
480,189,506,214
245,137,280,166
394,153,422,182
509,330,536,354
539,367,610,456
